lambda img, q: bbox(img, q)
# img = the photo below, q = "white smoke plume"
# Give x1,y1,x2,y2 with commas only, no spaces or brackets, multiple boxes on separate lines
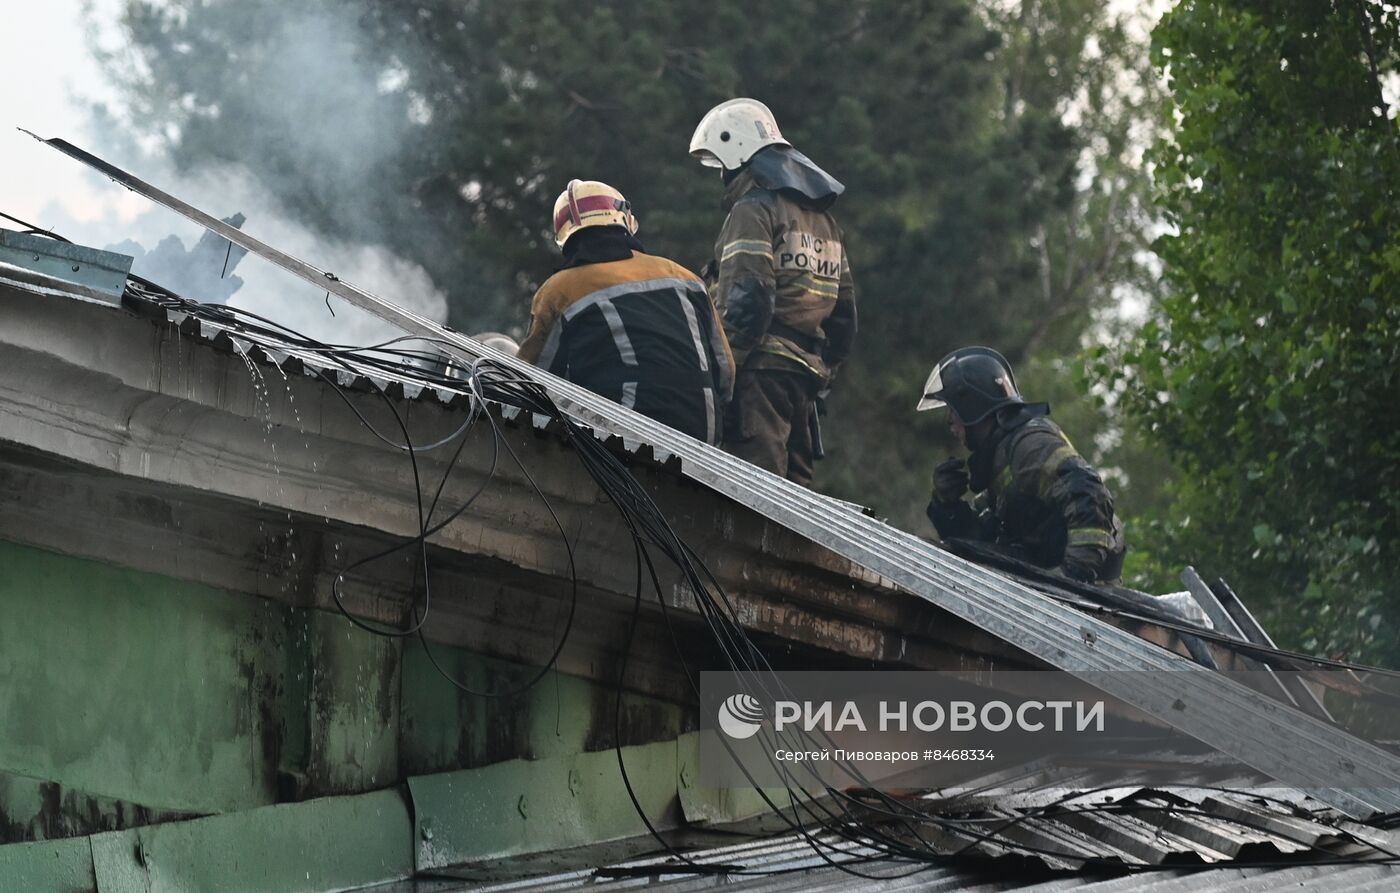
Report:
15,1,454,346
33,154,449,346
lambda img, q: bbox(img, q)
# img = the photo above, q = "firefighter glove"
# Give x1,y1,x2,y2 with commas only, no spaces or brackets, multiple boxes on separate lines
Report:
1059,544,1106,582
932,457,970,504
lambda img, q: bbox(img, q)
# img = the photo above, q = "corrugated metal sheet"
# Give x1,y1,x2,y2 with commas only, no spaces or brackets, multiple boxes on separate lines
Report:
403,762,1400,892
427,833,1400,892
431,796,1399,892
119,278,687,472
49,135,1400,820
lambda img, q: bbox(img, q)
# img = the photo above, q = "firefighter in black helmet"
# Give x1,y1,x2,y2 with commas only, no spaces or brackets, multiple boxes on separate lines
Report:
917,347,1126,583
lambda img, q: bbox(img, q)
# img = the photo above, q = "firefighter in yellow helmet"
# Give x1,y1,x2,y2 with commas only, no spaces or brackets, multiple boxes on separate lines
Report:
517,180,735,444
690,99,856,486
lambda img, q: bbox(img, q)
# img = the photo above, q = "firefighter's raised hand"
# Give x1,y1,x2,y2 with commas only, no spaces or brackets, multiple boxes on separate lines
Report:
932,457,969,504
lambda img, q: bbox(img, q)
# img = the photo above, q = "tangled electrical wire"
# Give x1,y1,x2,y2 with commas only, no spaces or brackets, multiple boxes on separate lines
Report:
9,210,1398,878
122,273,581,699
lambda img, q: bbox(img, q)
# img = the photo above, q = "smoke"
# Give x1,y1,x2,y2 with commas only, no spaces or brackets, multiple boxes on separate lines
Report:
34,161,449,345
36,1,455,345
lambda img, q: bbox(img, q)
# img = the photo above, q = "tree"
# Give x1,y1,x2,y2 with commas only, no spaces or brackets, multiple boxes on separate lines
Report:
1104,0,1400,663
101,0,1154,528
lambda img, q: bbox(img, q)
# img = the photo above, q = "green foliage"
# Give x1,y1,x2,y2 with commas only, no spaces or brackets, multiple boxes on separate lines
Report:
1107,0,1400,663
102,0,1155,529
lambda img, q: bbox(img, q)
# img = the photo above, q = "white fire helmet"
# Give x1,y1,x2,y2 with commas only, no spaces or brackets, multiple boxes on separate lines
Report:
689,98,790,171
551,179,639,249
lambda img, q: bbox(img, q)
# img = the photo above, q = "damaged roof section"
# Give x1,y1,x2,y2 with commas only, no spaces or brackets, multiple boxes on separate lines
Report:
392,761,1400,889
5,158,1400,887
27,132,1400,821
445,829,1400,893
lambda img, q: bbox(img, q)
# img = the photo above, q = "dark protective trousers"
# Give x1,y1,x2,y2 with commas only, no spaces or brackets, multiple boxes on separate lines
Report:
722,368,819,486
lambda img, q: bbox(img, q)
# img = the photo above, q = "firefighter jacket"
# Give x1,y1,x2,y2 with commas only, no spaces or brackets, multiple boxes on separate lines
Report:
707,146,856,381
518,229,735,444
926,404,1126,581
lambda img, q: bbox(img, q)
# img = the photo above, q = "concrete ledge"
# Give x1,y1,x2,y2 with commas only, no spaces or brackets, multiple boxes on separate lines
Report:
0,788,414,893
0,746,783,891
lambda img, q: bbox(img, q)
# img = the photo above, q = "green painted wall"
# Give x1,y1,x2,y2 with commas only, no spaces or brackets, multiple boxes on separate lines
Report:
0,540,283,815
0,534,752,888
0,539,689,848
280,608,402,799
0,837,95,892
399,644,685,776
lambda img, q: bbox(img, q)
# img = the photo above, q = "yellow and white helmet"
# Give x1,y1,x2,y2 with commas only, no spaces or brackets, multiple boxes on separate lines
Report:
551,179,639,248
689,98,789,171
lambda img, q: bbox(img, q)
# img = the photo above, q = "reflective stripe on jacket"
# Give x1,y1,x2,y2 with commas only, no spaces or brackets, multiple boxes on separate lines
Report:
927,407,1125,576
708,165,856,381
518,251,735,444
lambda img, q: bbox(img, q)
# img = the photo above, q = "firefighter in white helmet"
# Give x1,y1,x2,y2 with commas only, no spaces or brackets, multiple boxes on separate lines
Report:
517,179,735,444
689,99,856,486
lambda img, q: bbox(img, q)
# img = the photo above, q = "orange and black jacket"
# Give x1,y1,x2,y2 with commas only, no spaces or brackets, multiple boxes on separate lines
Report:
518,229,735,444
